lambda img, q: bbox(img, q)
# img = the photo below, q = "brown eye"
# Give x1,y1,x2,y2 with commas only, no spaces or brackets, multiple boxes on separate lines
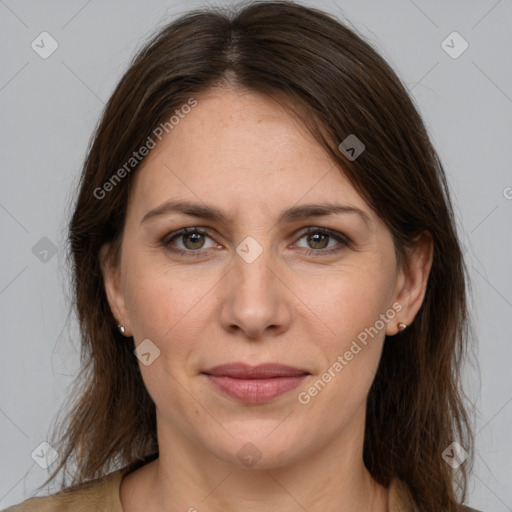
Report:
295,227,350,257
163,228,217,254
306,232,330,250
182,232,206,250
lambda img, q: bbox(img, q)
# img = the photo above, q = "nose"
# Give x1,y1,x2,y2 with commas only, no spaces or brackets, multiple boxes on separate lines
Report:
219,243,292,340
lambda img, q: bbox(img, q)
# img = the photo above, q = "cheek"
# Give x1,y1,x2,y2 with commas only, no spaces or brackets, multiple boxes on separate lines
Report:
121,260,216,413
296,273,391,424
122,256,218,356
295,260,395,408
300,263,394,345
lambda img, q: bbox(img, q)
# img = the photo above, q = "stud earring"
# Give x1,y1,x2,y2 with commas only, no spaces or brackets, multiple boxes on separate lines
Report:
397,322,407,332
117,323,126,335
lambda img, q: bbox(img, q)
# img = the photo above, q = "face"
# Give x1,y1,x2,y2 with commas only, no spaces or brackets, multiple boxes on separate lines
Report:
102,88,429,470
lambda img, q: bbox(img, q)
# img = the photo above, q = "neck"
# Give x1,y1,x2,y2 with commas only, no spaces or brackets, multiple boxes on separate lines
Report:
131,407,389,512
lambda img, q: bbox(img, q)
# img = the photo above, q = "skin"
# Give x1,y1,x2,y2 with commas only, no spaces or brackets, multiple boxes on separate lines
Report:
101,87,433,512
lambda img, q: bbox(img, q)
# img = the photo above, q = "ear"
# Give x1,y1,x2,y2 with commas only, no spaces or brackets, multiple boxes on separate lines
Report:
99,243,132,336
386,231,434,336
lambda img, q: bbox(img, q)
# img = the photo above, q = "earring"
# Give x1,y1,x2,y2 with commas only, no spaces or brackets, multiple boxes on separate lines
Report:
397,322,407,332
117,323,126,335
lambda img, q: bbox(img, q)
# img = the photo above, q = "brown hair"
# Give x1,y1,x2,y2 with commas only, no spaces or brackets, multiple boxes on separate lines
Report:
43,2,474,510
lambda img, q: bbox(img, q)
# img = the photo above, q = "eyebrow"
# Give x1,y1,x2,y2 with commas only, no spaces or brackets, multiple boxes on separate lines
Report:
141,199,372,228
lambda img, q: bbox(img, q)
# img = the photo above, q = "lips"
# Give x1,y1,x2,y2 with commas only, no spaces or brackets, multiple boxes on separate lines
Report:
202,363,309,403
202,362,309,379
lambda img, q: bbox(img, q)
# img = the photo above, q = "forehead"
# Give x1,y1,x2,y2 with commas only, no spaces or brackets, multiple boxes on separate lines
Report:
129,88,370,219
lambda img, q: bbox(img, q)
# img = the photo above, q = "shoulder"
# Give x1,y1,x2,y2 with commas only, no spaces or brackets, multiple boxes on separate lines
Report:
1,469,124,512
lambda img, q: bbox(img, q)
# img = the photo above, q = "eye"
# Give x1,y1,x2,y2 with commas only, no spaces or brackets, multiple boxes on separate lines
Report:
162,228,218,255
161,226,350,258
294,227,349,256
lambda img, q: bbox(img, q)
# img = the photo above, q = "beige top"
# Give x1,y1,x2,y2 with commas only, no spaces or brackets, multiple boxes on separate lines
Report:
2,470,478,512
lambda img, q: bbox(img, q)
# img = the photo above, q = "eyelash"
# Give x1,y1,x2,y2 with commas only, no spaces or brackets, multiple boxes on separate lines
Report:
160,227,350,258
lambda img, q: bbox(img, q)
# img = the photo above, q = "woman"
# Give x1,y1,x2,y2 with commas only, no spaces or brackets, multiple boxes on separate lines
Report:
5,1,479,511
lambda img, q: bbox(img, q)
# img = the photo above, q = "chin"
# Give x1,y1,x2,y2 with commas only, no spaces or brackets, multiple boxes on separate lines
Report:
205,420,316,470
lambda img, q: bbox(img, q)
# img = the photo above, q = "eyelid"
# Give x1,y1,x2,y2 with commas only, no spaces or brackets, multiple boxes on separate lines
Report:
293,226,350,244
161,227,218,249
292,226,351,256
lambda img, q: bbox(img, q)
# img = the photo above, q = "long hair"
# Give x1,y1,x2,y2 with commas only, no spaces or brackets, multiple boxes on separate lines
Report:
43,2,474,510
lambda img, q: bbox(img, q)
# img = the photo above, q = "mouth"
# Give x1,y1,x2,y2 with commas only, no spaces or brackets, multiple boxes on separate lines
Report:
202,363,310,403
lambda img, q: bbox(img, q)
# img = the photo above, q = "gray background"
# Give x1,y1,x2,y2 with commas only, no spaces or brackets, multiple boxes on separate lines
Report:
1,0,511,509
